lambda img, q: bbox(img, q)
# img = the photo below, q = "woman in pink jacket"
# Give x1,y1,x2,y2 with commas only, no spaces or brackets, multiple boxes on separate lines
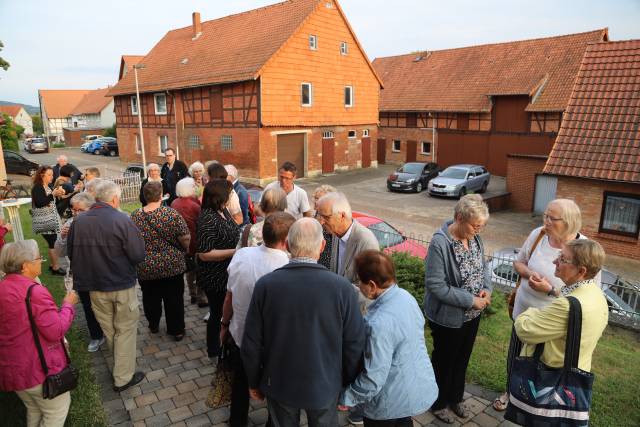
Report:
0,239,78,427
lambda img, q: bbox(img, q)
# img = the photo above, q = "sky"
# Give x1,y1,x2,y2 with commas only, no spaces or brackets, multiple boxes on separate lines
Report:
1,0,639,107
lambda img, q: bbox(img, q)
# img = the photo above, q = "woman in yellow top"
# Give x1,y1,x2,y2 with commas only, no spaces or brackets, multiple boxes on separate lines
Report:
514,239,608,373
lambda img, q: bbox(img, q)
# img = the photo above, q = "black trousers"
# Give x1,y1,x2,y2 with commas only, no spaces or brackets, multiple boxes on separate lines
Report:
79,290,103,340
267,396,338,427
139,273,185,335
229,341,249,427
429,315,481,410
363,417,413,427
205,288,226,358
505,324,523,392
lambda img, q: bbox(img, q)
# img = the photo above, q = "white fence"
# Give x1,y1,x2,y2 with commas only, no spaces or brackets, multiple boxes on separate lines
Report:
103,173,142,204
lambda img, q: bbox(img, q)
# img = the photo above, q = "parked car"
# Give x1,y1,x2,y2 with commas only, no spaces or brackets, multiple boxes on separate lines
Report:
99,138,118,156
3,150,40,176
83,134,103,143
24,137,49,153
80,141,91,152
387,162,440,193
86,139,107,155
428,164,490,198
352,211,427,258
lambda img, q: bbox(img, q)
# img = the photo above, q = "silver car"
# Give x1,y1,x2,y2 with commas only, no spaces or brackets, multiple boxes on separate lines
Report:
25,138,49,154
428,164,490,198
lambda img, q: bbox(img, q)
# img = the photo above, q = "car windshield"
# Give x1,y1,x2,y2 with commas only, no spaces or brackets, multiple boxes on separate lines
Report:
398,163,423,174
367,221,405,249
440,167,467,179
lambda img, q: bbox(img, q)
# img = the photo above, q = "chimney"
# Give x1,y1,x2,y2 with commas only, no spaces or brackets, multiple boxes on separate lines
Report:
192,12,202,39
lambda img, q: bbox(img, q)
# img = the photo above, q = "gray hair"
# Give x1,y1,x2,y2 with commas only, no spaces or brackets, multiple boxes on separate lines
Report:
70,192,95,210
566,239,605,279
56,154,68,163
0,239,39,274
548,199,582,238
147,163,160,172
189,161,204,176
176,177,196,198
95,180,122,203
85,177,103,196
454,194,489,222
287,218,324,259
225,164,238,180
318,192,352,220
260,187,288,214
312,184,337,201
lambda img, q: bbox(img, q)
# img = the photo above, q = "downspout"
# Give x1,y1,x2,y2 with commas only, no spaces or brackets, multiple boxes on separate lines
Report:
169,90,180,160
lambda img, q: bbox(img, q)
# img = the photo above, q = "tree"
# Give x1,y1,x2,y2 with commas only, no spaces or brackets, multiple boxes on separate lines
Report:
0,113,23,151
103,123,116,138
32,114,44,135
0,41,9,71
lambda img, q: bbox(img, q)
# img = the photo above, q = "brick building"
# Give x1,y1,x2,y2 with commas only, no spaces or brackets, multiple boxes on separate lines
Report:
107,0,382,184
372,29,608,176
542,40,640,260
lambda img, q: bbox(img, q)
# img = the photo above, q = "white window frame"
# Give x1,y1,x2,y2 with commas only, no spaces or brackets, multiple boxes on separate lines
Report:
309,35,318,51
130,96,138,115
322,131,334,139
421,141,432,155
362,129,369,137
347,130,356,139
158,135,169,155
301,82,313,107
135,134,141,154
154,93,167,115
340,41,348,55
392,140,401,152
344,86,354,108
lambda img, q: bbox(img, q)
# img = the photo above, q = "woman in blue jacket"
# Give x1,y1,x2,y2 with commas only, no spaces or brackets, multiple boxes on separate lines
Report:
339,250,438,427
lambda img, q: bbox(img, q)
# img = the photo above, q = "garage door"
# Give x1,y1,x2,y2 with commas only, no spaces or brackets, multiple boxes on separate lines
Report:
277,133,305,177
533,175,557,214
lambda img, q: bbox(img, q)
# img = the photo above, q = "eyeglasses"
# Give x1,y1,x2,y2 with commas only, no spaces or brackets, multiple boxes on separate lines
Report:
543,213,564,223
555,255,575,265
314,211,334,221
31,256,47,263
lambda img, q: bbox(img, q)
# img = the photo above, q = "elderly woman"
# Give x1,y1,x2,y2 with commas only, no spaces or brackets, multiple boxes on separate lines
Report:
139,163,170,206
55,192,105,353
197,179,240,358
238,186,288,248
512,240,608,418
339,250,438,427
0,240,79,427
171,177,207,307
493,198,595,411
31,165,65,275
424,194,492,424
131,181,190,341
312,184,337,268
189,161,206,199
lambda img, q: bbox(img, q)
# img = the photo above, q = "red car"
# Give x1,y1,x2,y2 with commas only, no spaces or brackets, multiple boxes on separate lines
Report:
352,211,427,258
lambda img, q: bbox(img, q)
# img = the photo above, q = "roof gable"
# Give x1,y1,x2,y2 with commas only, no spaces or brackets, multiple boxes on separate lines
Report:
119,55,145,80
71,88,113,115
543,40,640,183
0,105,24,118
39,90,93,118
373,29,607,113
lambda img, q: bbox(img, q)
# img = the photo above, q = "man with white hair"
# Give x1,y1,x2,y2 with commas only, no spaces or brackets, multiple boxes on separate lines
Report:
52,154,81,184
225,164,251,225
68,180,146,392
242,218,365,427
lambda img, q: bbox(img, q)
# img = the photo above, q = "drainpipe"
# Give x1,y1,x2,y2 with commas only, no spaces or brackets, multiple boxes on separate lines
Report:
430,112,437,163
169,91,180,160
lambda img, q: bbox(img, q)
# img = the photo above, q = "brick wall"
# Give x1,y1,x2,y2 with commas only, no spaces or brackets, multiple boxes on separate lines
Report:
62,128,106,147
555,177,640,260
506,154,548,212
378,128,435,164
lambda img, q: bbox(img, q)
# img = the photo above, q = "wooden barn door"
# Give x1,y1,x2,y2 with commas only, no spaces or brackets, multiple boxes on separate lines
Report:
377,138,386,164
277,133,306,177
322,137,335,174
406,140,417,162
361,137,371,168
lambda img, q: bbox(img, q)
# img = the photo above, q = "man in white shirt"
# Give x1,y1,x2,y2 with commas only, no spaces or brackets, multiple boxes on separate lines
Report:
220,212,295,427
264,162,312,219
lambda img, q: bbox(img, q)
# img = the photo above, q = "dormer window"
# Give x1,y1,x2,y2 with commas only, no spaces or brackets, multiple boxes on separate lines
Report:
309,35,318,50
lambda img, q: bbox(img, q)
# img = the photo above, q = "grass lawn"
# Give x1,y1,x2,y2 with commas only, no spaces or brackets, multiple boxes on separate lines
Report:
0,205,108,427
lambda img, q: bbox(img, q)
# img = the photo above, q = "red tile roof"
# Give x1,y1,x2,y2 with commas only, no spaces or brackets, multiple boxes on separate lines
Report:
0,105,24,118
108,0,323,96
373,29,608,113
119,55,145,80
39,90,93,118
543,40,640,183
71,88,112,115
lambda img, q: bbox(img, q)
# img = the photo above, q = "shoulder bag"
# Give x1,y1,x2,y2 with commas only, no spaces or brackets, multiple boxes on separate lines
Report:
508,229,545,319
505,296,594,426
32,200,61,234
26,284,79,399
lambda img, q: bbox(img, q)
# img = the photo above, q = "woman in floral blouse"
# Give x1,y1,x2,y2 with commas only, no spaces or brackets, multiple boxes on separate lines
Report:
131,181,190,341
196,179,239,358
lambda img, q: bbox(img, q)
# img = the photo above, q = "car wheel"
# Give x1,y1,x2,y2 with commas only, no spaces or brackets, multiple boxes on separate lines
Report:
480,181,488,193
93,149,100,155
29,168,37,177
415,182,423,193
458,187,467,198
109,150,117,157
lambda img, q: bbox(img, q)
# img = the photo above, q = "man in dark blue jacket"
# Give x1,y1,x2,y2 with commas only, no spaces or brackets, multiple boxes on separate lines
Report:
241,218,365,427
68,180,146,392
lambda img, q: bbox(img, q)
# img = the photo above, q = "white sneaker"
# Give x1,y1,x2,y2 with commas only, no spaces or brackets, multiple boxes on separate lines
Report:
88,336,105,352
203,312,210,322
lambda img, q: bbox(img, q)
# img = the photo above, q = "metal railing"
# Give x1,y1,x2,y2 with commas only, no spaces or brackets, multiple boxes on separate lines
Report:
103,173,142,204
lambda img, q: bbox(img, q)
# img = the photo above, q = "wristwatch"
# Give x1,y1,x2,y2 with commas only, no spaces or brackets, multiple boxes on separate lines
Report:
547,287,556,297
220,318,230,327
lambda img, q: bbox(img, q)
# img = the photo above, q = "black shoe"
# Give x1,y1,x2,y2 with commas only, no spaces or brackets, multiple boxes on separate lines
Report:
113,371,145,392
190,296,197,304
149,326,159,334
49,267,66,276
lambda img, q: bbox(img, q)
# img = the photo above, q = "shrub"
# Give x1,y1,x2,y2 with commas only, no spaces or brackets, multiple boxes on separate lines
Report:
103,124,116,138
391,251,424,303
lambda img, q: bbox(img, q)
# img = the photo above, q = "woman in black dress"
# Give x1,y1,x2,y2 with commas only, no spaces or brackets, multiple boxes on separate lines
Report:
196,179,240,358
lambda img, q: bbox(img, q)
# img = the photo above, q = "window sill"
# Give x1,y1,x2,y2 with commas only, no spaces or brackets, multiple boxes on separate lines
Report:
596,231,638,243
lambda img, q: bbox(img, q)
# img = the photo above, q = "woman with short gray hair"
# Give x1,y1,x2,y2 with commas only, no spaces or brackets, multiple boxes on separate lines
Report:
139,163,170,206
424,194,492,423
0,240,79,427
188,161,206,199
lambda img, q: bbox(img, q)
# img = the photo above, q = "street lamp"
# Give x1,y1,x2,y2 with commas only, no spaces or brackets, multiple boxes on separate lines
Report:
133,64,147,175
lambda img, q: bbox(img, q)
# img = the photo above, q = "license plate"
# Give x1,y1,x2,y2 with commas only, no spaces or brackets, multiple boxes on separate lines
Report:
391,184,400,188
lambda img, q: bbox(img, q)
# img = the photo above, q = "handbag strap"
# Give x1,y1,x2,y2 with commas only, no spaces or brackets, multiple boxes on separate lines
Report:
515,229,546,290
564,296,582,371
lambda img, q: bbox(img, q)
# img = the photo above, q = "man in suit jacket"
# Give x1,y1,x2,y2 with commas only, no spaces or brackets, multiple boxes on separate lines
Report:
241,218,365,427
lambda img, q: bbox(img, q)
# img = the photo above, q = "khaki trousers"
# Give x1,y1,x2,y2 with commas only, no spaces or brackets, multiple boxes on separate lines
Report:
15,384,70,427
90,287,139,387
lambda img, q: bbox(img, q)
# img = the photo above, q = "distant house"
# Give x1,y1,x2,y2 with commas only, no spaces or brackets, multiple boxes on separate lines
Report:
107,0,382,183
0,104,33,136
372,29,608,176
39,89,92,142
69,88,115,129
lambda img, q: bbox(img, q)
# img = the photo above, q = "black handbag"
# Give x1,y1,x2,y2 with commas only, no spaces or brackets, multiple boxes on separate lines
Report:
505,296,594,426
26,284,79,400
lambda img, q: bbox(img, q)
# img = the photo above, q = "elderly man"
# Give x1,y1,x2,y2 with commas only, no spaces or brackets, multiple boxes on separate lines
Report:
264,162,312,219
68,181,146,392
221,212,295,427
242,218,365,427
160,147,188,205
52,154,81,184
225,164,251,225
208,162,243,225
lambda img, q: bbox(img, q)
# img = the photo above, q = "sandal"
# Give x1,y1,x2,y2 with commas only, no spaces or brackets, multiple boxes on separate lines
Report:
451,402,470,418
493,392,509,411
432,408,455,424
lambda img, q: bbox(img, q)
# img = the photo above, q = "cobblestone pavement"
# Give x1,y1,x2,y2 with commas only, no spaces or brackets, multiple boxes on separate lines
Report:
79,286,519,427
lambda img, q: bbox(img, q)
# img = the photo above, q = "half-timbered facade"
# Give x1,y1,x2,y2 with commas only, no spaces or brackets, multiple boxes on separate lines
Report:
108,0,382,183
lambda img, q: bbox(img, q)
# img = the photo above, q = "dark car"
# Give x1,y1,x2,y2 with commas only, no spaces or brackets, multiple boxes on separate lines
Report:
124,163,145,179
387,162,440,193
99,138,118,156
3,150,40,176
